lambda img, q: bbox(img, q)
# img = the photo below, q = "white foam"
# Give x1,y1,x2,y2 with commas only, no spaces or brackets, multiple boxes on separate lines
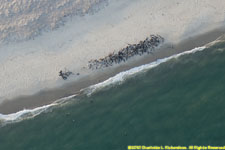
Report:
0,46,206,127
0,104,56,126
86,46,206,96
0,46,207,127
0,45,208,127
0,94,76,127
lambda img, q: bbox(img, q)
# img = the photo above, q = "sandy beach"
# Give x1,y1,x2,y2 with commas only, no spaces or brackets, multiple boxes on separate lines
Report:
0,0,225,114
1,28,225,114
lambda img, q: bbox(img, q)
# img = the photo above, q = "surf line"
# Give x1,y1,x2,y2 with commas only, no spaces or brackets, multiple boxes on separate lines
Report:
0,46,206,127
0,94,76,127
86,46,206,96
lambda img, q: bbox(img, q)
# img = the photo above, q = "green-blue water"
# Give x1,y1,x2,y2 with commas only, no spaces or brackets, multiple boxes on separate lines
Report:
1,41,225,150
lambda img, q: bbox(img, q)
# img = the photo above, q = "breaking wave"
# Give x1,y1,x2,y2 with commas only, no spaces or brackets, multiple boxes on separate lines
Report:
85,46,206,96
0,46,206,127
0,94,76,127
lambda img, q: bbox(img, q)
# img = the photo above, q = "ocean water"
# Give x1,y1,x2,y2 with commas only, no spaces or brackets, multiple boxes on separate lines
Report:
0,40,225,149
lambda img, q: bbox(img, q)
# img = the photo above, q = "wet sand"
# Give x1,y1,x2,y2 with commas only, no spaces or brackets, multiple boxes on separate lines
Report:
0,27,225,114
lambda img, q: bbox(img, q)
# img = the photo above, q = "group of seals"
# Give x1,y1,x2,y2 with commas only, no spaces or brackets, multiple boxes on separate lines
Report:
59,34,164,80
88,34,164,70
59,70,73,80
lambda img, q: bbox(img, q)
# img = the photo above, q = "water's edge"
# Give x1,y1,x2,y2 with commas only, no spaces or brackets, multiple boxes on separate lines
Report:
0,31,225,127
0,45,208,127
1,27,224,115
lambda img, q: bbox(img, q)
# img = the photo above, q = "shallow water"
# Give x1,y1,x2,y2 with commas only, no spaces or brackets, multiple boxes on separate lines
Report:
0,41,225,150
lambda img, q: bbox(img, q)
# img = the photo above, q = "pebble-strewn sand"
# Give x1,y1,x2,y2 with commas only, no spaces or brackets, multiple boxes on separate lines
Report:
0,0,108,43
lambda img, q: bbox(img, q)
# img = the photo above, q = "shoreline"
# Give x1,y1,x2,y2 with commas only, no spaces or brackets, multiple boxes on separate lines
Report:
1,0,225,110
1,27,225,114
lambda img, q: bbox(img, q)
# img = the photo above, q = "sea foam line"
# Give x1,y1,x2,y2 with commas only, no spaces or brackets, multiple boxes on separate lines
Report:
0,46,206,127
85,46,206,96
0,94,76,127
